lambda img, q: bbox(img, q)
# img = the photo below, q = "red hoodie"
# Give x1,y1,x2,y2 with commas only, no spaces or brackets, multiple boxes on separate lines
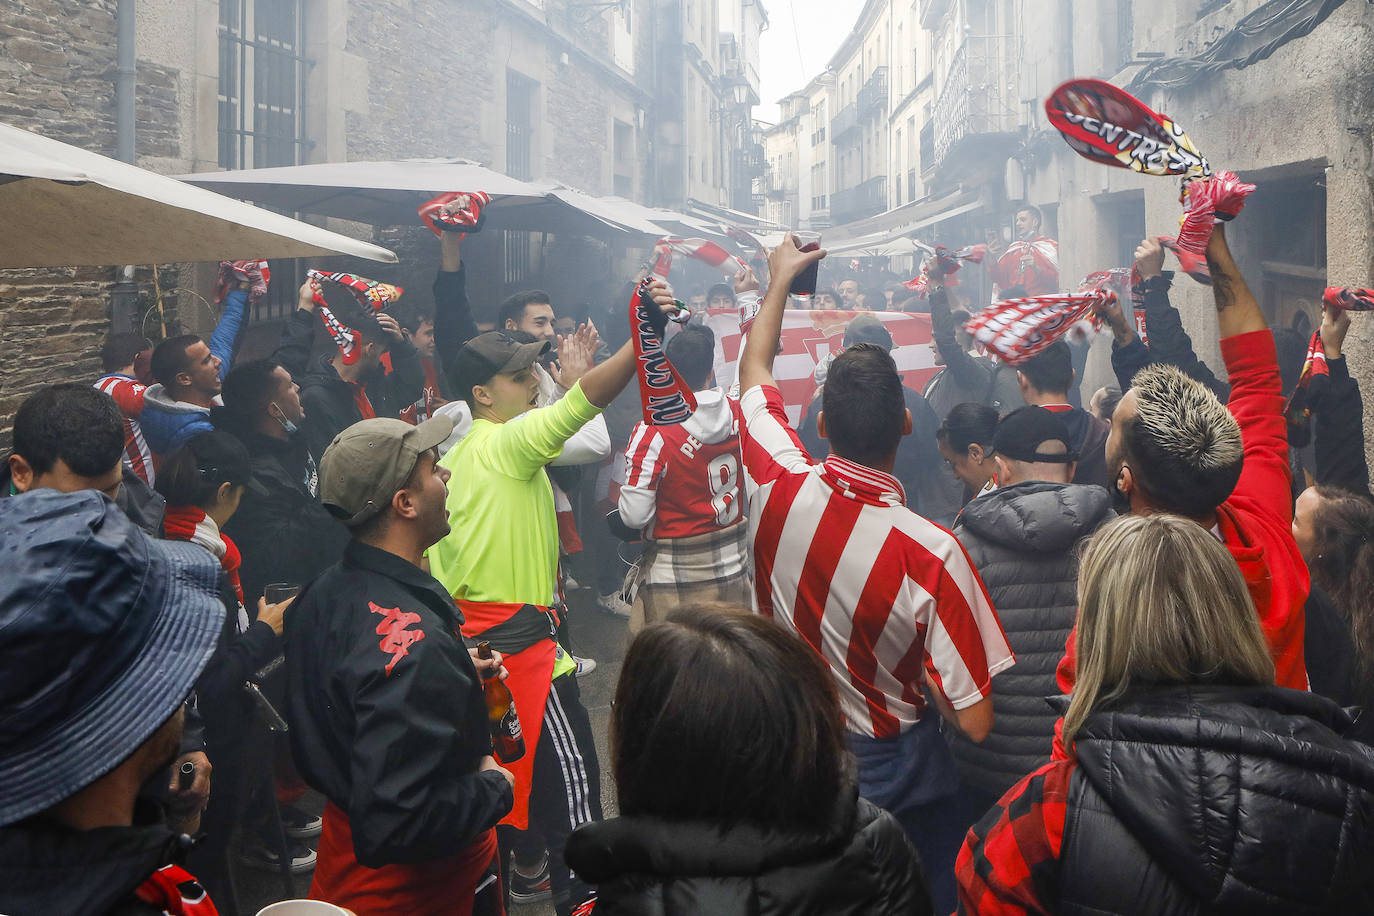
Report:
1053,330,1310,757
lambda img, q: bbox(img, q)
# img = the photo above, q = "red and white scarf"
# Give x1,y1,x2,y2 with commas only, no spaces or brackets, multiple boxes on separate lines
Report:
630,279,696,425
1160,171,1256,284
418,191,492,239
650,237,750,279
308,270,404,366
163,505,247,630
903,244,987,297
214,259,270,306
964,275,1114,364
1324,287,1374,311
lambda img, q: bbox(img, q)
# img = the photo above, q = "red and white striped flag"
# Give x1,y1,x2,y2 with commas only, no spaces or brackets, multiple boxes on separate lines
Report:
705,309,938,427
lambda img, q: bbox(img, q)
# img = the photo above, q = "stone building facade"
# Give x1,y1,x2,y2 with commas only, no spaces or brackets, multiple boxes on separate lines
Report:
761,0,1374,433
0,0,766,444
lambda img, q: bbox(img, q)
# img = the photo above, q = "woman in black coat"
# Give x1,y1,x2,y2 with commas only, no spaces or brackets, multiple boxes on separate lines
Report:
958,515,1374,914
565,608,932,915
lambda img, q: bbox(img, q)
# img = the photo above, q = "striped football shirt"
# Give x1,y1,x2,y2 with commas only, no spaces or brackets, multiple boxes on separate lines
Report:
740,383,1014,738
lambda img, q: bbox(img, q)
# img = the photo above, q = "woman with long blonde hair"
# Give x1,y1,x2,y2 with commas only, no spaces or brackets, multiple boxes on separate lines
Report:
957,514,1374,915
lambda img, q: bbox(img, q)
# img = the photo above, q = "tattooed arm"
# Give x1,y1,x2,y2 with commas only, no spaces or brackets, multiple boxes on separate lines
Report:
1207,224,1268,338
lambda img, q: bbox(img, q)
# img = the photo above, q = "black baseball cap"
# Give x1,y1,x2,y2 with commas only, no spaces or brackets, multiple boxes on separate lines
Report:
993,406,1077,463
451,331,551,396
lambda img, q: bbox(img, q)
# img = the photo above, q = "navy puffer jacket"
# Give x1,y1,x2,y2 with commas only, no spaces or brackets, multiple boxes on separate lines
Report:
950,481,1112,799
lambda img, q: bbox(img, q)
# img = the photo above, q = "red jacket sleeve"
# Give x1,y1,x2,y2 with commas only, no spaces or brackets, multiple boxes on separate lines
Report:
1219,330,1310,690
1221,330,1292,524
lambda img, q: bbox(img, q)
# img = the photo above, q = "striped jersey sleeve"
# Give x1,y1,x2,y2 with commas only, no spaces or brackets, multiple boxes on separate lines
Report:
618,422,667,531
739,383,813,484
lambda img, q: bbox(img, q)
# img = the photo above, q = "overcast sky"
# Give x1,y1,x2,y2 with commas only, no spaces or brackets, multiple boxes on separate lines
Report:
756,0,866,122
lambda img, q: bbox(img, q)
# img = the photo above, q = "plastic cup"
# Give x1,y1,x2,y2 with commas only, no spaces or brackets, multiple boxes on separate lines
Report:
256,901,353,916
265,583,302,604
789,231,823,300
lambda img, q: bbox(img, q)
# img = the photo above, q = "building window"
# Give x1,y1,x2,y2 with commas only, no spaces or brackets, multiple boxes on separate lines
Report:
505,71,538,289
1115,0,1134,71
506,70,537,181
218,0,311,170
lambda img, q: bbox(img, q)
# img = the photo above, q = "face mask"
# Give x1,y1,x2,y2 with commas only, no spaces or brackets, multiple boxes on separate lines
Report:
272,403,298,436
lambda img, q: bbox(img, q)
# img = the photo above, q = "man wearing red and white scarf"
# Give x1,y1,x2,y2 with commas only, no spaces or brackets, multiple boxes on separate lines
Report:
988,205,1060,297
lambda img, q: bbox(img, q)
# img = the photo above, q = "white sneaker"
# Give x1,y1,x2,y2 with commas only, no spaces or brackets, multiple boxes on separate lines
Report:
574,655,598,676
563,573,585,591
597,591,631,618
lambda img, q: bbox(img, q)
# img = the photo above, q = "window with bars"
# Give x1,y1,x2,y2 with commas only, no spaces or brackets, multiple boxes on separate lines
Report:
218,0,313,321
505,71,539,289
218,0,310,170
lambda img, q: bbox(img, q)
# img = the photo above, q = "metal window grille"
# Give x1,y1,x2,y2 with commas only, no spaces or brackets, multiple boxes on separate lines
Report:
218,0,314,321
218,0,311,171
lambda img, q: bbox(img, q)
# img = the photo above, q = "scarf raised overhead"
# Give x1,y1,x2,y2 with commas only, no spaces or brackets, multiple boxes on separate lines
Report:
630,279,696,425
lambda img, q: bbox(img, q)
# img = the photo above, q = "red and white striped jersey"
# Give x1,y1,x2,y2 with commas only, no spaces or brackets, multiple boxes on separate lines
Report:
740,383,1014,739
619,390,745,540
94,373,155,485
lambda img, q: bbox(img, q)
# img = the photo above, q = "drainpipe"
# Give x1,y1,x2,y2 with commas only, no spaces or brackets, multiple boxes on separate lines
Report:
111,0,139,333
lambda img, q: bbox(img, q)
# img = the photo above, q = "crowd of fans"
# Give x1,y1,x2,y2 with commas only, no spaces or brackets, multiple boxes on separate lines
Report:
0,188,1372,916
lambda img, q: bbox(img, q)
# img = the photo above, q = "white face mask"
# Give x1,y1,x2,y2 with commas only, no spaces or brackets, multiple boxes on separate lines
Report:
271,403,298,436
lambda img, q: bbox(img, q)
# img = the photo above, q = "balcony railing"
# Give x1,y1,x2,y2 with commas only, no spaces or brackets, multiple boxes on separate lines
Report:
857,66,888,119
831,103,859,142
931,36,1019,172
830,175,888,226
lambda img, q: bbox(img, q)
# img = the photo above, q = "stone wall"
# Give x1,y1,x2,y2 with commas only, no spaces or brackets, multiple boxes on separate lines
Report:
0,0,663,446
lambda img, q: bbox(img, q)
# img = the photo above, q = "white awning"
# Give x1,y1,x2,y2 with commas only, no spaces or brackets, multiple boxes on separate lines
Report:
0,122,395,268
178,159,726,243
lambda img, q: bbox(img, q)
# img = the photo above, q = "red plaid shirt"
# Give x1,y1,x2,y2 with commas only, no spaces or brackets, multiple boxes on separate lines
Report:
956,759,1073,915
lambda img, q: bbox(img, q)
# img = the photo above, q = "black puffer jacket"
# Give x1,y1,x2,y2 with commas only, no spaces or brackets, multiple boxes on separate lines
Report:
565,785,933,915
951,481,1112,799
1059,684,1374,914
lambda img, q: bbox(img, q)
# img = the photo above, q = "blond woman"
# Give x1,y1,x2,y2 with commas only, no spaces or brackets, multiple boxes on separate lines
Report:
957,514,1374,915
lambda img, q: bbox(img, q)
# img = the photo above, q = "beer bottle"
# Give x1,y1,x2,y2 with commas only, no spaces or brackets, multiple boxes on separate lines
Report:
476,641,525,762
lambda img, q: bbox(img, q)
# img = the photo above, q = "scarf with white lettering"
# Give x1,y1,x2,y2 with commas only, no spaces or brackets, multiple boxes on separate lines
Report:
630,279,696,425
1045,78,1211,179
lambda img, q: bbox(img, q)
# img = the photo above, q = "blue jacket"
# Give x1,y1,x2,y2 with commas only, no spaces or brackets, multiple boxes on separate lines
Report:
139,289,246,458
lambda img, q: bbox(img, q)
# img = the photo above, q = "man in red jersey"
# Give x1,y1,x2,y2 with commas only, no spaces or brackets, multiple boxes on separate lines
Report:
617,323,749,631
